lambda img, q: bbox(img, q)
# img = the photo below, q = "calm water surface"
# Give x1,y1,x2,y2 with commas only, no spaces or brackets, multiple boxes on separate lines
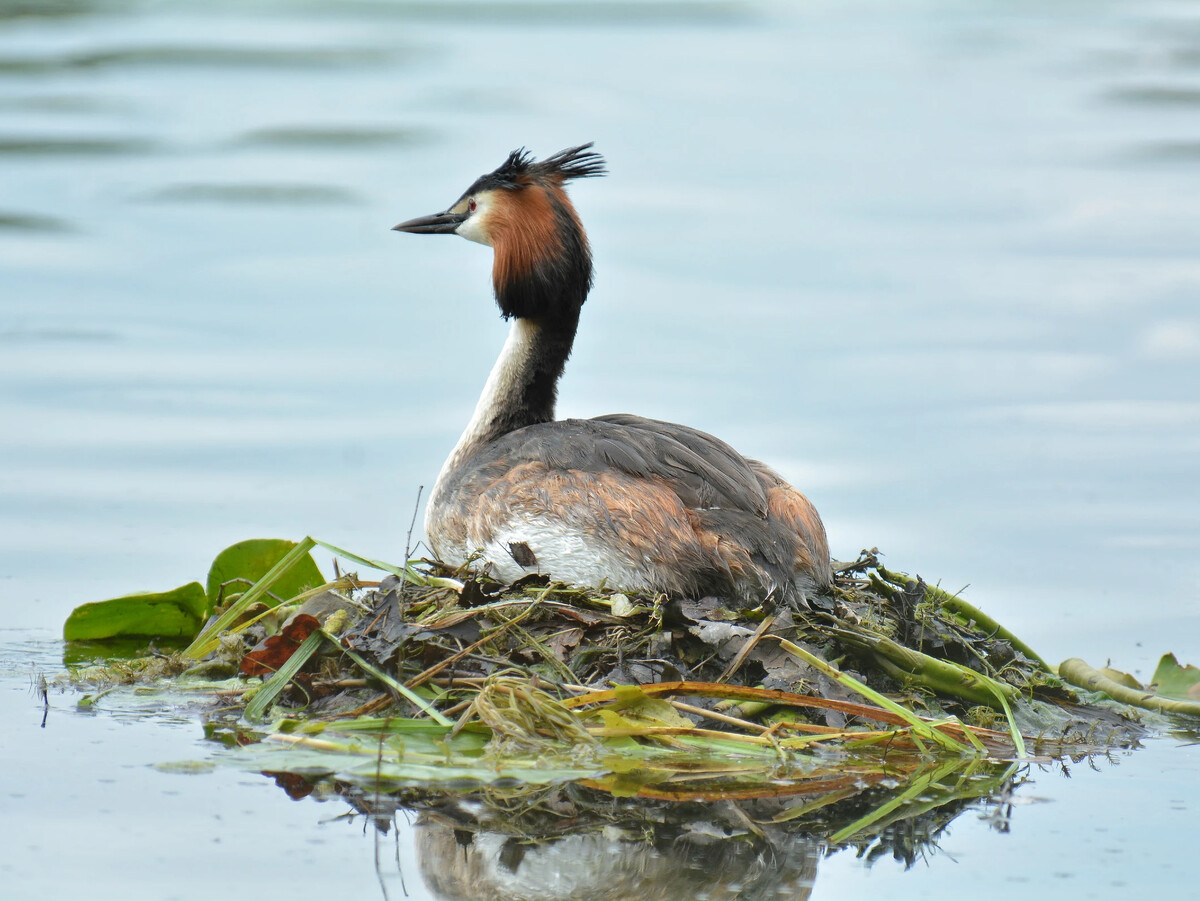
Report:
2,1,1199,898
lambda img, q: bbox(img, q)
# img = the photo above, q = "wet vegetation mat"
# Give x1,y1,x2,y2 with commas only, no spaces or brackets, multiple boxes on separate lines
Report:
58,536,1200,859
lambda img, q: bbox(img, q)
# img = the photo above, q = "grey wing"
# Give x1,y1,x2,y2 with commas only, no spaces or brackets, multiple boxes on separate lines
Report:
447,416,770,518
589,413,769,517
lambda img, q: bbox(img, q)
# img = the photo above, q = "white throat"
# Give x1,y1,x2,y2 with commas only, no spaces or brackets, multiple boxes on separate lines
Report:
428,318,541,515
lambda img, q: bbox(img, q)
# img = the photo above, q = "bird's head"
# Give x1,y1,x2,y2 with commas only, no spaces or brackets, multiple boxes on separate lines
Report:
394,143,606,321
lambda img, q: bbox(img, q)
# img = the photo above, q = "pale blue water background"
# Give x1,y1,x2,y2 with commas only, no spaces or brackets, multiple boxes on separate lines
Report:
2,1,1199,898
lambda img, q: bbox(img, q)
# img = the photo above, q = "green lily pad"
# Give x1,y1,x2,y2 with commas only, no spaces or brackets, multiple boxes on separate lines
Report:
205,538,325,612
1150,653,1200,702
64,582,208,641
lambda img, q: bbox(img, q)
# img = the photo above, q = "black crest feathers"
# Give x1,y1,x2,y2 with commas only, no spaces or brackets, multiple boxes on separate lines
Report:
476,143,604,326
533,143,607,181
487,143,607,189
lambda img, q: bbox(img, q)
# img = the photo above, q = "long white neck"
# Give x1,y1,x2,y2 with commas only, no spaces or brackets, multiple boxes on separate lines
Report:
429,318,544,511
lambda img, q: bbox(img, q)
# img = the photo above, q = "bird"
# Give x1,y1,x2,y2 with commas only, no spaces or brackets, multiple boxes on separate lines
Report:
393,143,830,607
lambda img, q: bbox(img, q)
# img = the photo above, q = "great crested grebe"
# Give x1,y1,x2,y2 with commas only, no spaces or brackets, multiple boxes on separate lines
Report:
394,143,831,606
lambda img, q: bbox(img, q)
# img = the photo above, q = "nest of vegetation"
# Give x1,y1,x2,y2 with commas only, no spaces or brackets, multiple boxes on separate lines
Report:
67,543,1164,863
164,548,1138,753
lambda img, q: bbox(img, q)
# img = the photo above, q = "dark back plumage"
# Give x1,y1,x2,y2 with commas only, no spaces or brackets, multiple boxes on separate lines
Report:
433,414,829,605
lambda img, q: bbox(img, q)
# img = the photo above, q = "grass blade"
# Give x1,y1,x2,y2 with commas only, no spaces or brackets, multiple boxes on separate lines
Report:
312,538,464,591
243,630,324,722
775,638,970,754
184,536,318,659
334,637,453,726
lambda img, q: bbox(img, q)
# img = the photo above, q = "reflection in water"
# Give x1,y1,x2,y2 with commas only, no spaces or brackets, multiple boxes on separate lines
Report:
262,763,1026,900
417,822,819,901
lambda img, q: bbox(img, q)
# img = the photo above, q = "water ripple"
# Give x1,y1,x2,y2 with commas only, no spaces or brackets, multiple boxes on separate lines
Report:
144,182,360,206
0,44,397,76
0,210,74,233
1106,85,1200,107
232,124,430,150
0,136,157,156
1122,140,1200,163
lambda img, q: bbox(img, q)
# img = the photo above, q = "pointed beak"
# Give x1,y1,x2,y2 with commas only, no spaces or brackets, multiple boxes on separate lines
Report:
391,210,468,235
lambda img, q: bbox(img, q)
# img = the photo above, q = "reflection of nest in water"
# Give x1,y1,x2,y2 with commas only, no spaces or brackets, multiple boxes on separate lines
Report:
414,815,822,901
268,764,1032,901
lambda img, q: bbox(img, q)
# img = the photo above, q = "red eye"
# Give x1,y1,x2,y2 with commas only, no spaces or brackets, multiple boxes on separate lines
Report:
468,198,477,212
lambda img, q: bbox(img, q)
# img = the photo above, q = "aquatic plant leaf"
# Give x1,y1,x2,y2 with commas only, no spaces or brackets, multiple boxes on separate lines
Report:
1058,657,1200,718
241,614,322,676
62,637,181,666
63,582,207,640
1150,653,1200,702
185,537,319,659
1098,667,1143,690
205,538,324,612
606,685,694,728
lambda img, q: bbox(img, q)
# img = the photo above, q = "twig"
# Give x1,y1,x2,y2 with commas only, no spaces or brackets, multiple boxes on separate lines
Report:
716,613,775,684
669,699,769,734
404,596,544,691
399,485,423,619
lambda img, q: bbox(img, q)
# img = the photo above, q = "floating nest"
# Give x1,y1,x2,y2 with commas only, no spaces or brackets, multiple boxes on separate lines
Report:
61,534,1200,897
244,551,1133,741
65,542,1180,876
